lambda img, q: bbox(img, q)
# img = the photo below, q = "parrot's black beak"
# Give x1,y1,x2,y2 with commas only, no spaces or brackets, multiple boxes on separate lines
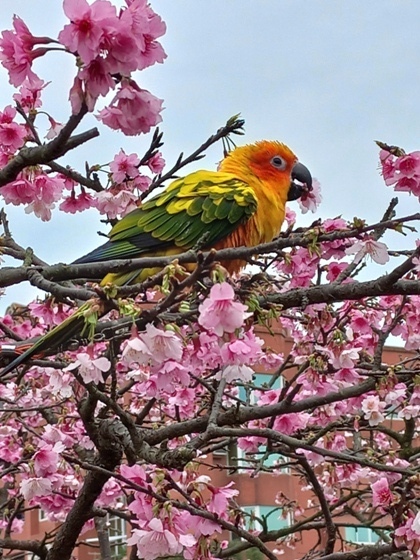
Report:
288,162,312,201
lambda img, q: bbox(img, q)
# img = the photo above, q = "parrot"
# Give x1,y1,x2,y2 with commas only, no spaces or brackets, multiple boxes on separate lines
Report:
0,140,312,375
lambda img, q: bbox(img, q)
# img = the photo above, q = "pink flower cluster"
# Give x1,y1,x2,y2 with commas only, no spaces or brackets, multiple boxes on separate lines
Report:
0,106,26,155
96,80,163,136
0,16,53,87
198,282,251,336
395,514,420,559
0,0,166,136
298,178,322,214
59,0,165,74
91,148,165,219
60,0,165,133
380,148,420,200
119,283,278,399
122,465,237,560
2,172,66,221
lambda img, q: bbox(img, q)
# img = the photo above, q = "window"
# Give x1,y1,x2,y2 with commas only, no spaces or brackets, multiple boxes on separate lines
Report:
242,505,291,532
238,373,284,405
228,443,289,473
226,374,289,472
85,514,127,560
345,526,379,544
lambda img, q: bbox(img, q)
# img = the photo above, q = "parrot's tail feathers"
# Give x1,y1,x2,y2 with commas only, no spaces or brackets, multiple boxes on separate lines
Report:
0,343,42,376
0,303,91,377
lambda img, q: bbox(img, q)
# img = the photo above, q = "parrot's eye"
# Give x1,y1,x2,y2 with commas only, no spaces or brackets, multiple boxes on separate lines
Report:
270,155,287,170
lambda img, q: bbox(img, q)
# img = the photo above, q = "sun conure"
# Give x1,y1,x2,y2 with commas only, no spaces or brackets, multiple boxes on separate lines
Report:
0,140,312,375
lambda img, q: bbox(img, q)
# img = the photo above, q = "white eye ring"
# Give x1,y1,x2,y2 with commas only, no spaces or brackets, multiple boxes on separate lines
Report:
270,155,287,170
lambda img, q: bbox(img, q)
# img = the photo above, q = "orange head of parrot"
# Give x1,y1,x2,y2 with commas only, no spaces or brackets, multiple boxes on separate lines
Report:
219,140,312,202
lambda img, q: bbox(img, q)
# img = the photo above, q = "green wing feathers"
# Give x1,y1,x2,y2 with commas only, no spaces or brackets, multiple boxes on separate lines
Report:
120,170,257,247
75,171,258,264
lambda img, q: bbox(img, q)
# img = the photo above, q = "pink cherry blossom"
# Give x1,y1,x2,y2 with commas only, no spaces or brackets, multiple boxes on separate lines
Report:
274,412,310,435
395,514,420,557
320,217,350,259
98,478,121,507
0,16,51,86
123,324,183,367
133,174,152,192
395,175,420,196
382,382,406,406
0,518,23,534
69,76,86,114
120,464,147,486
398,404,420,420
142,324,184,363
220,336,263,366
325,261,348,282
128,491,154,525
78,56,116,100
110,150,140,183
11,173,66,221
284,208,296,227
277,247,320,288
167,387,197,417
0,105,26,153
59,189,95,213
361,395,386,426
114,0,167,72
127,518,183,560
379,149,398,185
94,189,138,218
410,384,420,406
64,352,111,384
395,151,420,177
45,117,64,140
371,477,393,510
28,300,71,327
24,199,52,221
330,347,362,369
412,513,420,537
198,282,251,336
45,369,74,398
216,364,254,383
58,0,119,65
208,482,238,515
147,152,165,173
13,76,47,110
151,360,190,391
34,173,66,204
345,238,389,265
238,435,266,454
122,337,151,367
0,121,26,153
0,105,16,124
20,477,53,501
33,442,64,477
380,148,420,201
298,178,322,213
97,81,163,136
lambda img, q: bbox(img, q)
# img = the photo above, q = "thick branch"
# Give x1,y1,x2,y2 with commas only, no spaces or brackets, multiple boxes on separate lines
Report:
0,212,419,290
143,378,377,448
46,419,124,560
0,106,98,187
319,544,402,560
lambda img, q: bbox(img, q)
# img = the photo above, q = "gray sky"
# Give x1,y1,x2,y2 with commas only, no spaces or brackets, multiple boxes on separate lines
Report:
1,1,420,307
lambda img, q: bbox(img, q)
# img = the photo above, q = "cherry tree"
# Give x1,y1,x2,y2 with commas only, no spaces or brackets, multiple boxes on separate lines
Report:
1,2,420,560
